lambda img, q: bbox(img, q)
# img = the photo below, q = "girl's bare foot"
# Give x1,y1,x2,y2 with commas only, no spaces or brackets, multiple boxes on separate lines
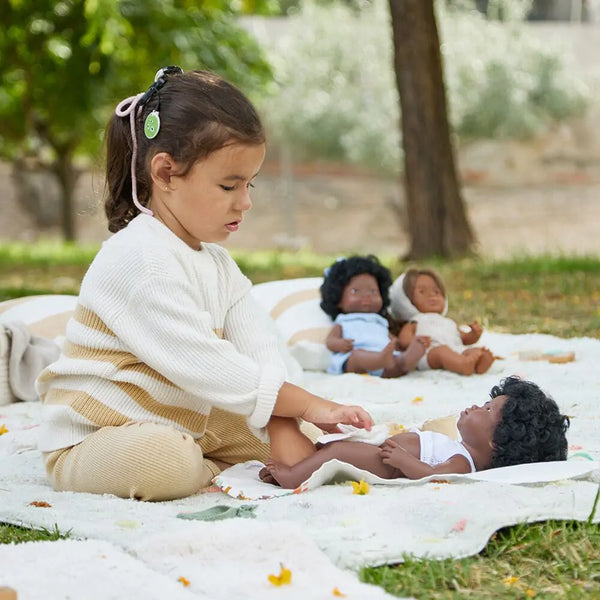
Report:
475,347,495,374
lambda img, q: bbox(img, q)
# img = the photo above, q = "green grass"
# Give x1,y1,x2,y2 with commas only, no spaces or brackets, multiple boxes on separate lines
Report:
0,522,69,544
362,520,600,598
1,242,600,596
2,243,599,337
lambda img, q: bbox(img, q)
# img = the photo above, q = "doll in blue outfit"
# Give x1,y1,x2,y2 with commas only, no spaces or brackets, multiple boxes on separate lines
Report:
320,255,429,377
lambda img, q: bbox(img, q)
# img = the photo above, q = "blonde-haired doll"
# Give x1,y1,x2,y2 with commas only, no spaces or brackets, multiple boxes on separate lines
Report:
389,268,495,375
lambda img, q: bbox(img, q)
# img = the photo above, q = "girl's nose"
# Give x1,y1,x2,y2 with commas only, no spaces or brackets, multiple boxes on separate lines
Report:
239,189,252,211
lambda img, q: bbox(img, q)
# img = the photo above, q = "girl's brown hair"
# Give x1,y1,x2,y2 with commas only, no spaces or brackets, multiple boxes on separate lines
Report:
105,70,265,232
402,268,446,302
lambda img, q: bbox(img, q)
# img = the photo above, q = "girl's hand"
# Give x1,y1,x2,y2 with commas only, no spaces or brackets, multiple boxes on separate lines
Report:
304,401,373,432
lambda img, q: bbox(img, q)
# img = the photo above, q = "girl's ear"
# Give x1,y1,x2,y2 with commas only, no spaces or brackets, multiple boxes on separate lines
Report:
150,152,176,190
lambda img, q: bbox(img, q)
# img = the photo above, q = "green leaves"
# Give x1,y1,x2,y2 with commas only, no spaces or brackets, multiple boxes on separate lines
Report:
0,0,272,168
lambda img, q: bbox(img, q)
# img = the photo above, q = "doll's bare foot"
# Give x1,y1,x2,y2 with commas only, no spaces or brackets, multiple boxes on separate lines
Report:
460,348,483,375
475,347,495,374
263,459,297,489
381,340,398,371
258,466,280,486
402,335,429,372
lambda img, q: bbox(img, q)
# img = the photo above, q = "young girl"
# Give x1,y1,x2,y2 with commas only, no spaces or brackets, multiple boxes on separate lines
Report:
35,67,372,501
390,268,495,375
260,376,570,489
320,255,429,377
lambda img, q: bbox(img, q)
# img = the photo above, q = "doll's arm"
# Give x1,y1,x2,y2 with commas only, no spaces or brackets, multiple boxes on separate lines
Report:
460,320,483,345
397,322,417,350
380,438,472,479
325,323,354,353
262,440,399,488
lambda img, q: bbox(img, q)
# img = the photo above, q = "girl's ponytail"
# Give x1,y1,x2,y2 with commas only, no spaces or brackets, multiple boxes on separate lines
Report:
104,111,151,232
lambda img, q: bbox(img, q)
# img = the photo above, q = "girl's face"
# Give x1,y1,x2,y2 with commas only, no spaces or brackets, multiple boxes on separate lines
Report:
457,395,507,448
338,273,383,314
154,142,266,249
411,274,445,314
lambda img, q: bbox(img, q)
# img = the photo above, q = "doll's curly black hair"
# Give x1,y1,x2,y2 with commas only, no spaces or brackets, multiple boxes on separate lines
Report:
320,255,392,319
490,376,570,468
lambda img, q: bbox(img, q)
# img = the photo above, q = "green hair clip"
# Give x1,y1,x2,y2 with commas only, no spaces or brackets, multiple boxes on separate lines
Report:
144,110,160,139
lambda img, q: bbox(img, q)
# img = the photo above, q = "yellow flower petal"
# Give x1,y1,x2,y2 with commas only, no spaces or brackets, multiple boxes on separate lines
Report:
503,576,519,585
351,479,370,495
388,423,405,435
333,587,347,597
268,564,292,586
525,590,536,598
178,576,190,587
0,424,8,436
411,396,423,404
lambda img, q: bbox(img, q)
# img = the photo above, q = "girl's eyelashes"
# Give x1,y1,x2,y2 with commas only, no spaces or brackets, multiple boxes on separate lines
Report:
220,182,256,192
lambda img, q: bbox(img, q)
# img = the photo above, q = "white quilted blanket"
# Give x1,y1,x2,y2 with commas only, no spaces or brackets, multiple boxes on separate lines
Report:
1,331,599,600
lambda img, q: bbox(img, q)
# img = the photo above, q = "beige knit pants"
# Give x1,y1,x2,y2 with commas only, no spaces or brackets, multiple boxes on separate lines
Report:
43,410,273,501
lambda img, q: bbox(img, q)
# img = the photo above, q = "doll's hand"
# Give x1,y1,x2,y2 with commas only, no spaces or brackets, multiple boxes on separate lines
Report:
462,320,483,345
336,338,355,353
380,438,410,468
415,335,431,349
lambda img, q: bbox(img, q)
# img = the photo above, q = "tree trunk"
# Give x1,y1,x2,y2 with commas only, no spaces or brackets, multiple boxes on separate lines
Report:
54,151,78,242
388,0,475,259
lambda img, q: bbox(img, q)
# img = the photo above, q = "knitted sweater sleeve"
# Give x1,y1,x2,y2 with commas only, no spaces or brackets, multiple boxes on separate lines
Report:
213,248,288,371
109,274,283,432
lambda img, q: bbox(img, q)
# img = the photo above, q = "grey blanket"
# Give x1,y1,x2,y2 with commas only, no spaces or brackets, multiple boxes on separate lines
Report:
2,321,61,402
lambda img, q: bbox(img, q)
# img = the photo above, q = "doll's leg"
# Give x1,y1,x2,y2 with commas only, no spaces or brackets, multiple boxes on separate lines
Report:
382,336,429,378
427,345,482,375
262,440,399,489
44,422,215,501
345,341,396,373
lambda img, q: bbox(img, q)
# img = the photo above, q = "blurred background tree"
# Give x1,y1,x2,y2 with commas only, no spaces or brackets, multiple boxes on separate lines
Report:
255,0,590,257
0,0,592,258
388,0,474,258
0,0,273,241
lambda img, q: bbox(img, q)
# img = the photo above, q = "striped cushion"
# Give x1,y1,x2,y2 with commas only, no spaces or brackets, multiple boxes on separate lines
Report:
0,281,332,403
250,278,332,371
0,295,77,339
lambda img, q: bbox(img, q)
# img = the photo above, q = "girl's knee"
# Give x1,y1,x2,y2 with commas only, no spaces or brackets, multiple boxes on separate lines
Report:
49,422,211,501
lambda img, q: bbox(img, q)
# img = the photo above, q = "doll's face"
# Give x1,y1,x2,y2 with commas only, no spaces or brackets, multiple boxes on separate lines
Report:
411,274,445,314
457,395,507,449
338,273,383,314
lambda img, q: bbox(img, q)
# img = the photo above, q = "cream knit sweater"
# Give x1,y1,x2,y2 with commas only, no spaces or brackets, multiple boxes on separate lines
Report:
36,215,286,453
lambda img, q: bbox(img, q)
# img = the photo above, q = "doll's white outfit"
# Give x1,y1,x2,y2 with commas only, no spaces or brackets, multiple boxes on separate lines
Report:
416,429,475,471
327,312,392,377
389,273,465,370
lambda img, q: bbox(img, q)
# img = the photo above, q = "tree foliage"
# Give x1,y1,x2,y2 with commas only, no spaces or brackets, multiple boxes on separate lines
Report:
0,0,273,239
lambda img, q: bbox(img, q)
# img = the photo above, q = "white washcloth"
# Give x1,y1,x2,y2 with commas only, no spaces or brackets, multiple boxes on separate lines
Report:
316,423,392,446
